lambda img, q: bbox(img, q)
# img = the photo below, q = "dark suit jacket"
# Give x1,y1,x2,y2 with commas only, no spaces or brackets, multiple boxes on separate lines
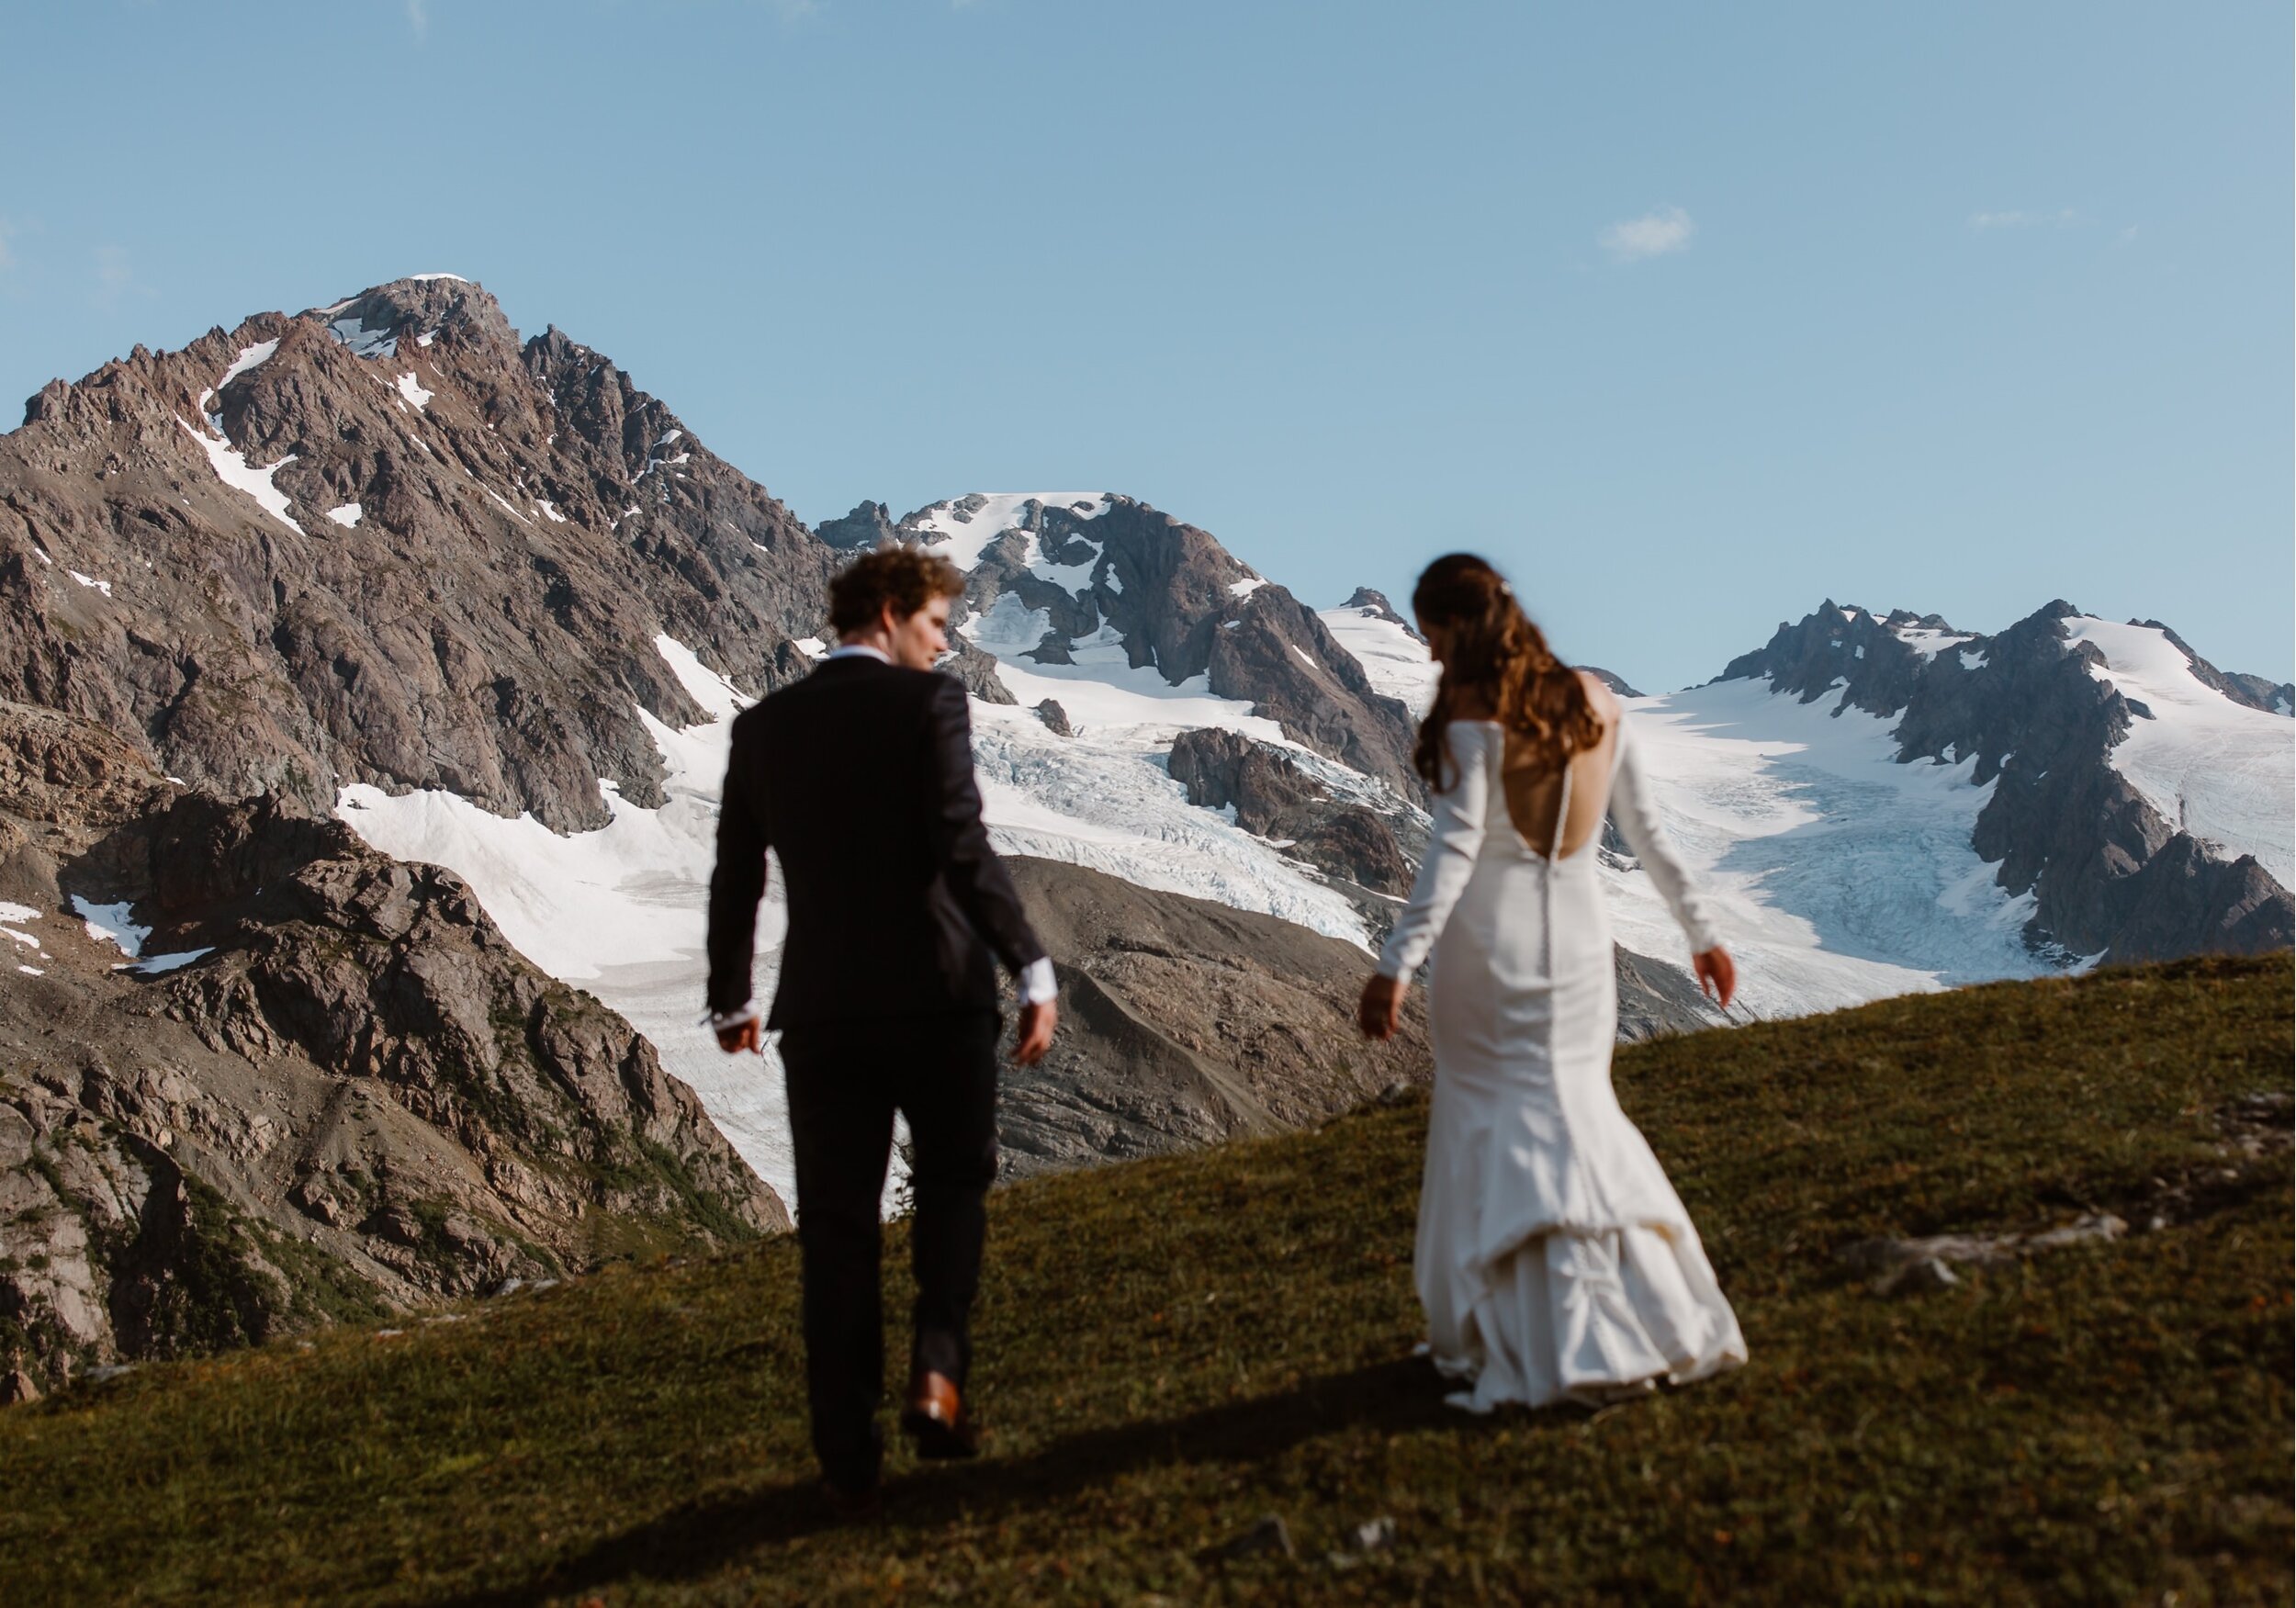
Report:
705,654,1046,1029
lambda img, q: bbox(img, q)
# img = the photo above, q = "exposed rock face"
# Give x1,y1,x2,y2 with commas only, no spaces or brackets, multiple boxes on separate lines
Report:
2,275,841,831
1722,599,2293,964
1717,599,1937,717
1167,725,1414,894
997,858,1433,1177
0,702,783,1392
940,637,1018,705
816,500,896,551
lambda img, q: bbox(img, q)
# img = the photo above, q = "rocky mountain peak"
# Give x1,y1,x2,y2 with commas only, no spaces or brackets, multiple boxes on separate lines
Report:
305,275,516,365
818,500,896,550
1339,587,1418,636
1717,598,1976,719
0,275,842,832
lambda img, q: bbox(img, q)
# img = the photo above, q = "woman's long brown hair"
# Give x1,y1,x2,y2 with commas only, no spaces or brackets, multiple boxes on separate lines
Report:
1410,553,1604,793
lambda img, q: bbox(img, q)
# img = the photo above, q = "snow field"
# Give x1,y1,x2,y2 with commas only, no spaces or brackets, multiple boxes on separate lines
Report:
2061,617,2295,887
1600,679,2055,1019
1318,604,1440,717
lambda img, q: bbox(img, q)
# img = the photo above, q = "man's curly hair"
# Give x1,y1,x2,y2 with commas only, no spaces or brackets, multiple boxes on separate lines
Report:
827,543,967,636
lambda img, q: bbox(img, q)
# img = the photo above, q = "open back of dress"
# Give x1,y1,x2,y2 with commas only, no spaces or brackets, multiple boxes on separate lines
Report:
1498,703,1618,860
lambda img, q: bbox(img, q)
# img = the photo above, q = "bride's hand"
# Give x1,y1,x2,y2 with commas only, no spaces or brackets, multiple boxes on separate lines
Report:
1358,973,1404,1040
1694,946,1737,1011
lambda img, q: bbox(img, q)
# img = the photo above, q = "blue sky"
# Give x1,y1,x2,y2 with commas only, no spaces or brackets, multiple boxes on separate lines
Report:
2,1,2288,691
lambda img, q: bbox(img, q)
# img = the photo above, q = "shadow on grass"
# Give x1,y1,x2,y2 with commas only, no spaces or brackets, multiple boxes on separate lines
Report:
439,1355,1538,1603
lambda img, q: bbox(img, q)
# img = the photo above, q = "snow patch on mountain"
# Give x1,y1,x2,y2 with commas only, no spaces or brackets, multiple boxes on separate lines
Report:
2062,616,2295,885
911,492,1110,571
653,633,747,722
325,502,363,529
217,339,280,390
72,896,150,958
1320,602,1440,716
177,416,306,536
326,314,398,360
1891,624,1977,660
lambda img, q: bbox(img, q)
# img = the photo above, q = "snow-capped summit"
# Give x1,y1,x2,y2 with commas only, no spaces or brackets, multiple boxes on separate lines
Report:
1321,592,1439,718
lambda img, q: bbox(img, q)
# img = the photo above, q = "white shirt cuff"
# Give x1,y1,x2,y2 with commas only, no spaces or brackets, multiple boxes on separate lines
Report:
705,1001,761,1031
1018,956,1056,1006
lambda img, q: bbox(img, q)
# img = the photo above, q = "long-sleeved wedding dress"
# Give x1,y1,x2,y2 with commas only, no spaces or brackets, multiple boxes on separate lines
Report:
1376,705,1747,1412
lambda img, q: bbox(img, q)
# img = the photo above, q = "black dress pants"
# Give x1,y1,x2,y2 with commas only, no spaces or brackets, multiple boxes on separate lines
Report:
777,1008,999,1490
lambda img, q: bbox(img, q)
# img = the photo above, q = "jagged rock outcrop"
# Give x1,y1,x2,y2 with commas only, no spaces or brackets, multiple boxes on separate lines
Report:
0,703,783,1392
1717,600,1942,717
1167,726,1414,894
2,275,841,831
1722,599,2293,964
816,500,897,550
1339,587,1414,631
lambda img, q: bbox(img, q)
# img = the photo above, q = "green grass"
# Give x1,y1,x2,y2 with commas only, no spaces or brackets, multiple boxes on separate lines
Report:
2,954,2288,1605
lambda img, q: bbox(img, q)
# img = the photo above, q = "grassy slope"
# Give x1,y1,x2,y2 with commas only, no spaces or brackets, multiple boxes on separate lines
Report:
1,955,2288,1606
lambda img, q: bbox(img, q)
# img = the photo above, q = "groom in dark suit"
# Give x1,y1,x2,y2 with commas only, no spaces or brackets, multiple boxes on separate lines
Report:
705,544,1057,1514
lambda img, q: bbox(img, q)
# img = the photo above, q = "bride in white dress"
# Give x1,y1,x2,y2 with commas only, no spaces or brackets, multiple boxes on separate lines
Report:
1359,554,1748,1413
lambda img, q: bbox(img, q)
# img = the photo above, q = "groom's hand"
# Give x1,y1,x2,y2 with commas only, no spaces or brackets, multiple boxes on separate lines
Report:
715,1018,763,1056
1357,974,1403,1040
1013,1000,1056,1066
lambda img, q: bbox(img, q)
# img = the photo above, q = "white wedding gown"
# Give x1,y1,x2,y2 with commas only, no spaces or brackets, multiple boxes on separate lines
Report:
1377,714,1747,1412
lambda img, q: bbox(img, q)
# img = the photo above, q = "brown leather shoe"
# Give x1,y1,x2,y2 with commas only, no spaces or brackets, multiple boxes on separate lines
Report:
899,1368,981,1460
819,1476,884,1523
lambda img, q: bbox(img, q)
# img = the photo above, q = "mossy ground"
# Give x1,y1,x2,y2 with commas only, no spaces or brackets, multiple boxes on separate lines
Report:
1,955,2288,1604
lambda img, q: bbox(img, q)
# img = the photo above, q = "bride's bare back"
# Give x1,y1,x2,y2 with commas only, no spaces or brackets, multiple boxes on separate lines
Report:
1495,674,1621,860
